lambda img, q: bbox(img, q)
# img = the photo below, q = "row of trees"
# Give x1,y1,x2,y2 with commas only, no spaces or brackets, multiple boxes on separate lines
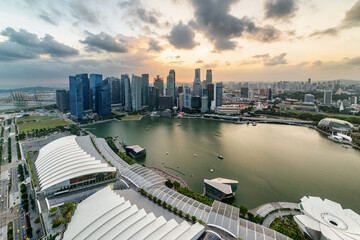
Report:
139,189,202,224
7,137,11,163
18,164,25,182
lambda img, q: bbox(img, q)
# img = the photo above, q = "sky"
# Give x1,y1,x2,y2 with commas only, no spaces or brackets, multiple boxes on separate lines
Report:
0,0,359,86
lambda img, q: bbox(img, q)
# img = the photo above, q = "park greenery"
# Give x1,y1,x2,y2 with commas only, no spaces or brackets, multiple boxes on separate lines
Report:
270,215,309,240
7,137,11,163
256,109,360,125
166,179,214,206
26,152,37,187
16,142,21,159
105,138,136,165
16,115,56,124
18,164,25,182
18,118,68,133
49,207,58,214
20,183,29,212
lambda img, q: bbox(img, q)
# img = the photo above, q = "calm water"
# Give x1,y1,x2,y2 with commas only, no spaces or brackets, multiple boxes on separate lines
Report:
86,118,360,212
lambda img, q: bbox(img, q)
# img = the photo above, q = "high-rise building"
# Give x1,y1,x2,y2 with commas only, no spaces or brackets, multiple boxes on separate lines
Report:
90,74,103,113
195,68,200,81
149,86,158,111
76,73,90,111
201,96,208,113
166,69,176,102
267,88,273,101
56,90,69,112
178,92,184,110
304,94,315,103
158,96,173,110
351,96,357,105
111,78,121,104
214,82,223,107
98,82,111,116
141,74,149,106
207,84,214,108
193,68,202,97
240,87,248,99
206,69,212,85
69,75,83,121
324,90,332,105
248,91,254,101
191,96,201,110
154,76,164,96
131,74,142,111
121,74,131,111
184,86,191,109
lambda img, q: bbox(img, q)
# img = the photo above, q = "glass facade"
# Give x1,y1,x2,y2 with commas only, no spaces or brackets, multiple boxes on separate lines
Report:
69,75,83,121
141,74,149,106
90,74,103,113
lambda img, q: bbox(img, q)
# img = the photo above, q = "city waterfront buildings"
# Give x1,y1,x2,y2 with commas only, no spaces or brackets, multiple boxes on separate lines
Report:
141,73,149,107
206,69,212,85
131,74,142,111
69,75,83,121
90,74,103,113
154,75,164,96
166,69,176,103
324,90,332,105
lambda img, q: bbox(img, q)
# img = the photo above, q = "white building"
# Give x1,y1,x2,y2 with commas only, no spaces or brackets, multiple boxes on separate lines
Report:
63,186,205,240
35,136,116,196
294,196,360,240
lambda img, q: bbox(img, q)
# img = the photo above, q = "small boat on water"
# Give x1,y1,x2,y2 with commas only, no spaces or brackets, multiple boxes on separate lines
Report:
190,174,193,177
252,122,257,126
193,154,197,157
166,152,169,155
210,169,214,172
218,155,223,159
178,124,182,126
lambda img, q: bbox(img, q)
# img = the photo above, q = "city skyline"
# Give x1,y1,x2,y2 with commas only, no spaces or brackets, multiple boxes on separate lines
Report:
0,0,360,85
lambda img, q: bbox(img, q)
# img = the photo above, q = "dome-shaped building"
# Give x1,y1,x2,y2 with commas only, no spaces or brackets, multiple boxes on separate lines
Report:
318,118,354,132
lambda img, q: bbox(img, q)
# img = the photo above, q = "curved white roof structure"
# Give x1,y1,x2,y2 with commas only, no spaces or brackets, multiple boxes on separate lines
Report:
35,135,116,191
294,196,360,240
63,186,205,240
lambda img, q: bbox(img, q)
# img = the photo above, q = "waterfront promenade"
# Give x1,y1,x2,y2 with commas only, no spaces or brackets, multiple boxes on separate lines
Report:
148,167,189,188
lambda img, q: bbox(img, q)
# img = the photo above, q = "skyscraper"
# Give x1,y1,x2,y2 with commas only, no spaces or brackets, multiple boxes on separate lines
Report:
56,90,69,112
76,73,90,111
184,86,191,109
90,74,103,113
214,82,223,107
267,88,273,101
131,74,142,111
193,68,202,96
154,76,164,96
240,87,249,99
121,74,131,111
207,83,214,108
206,69,212,85
98,82,111,116
111,77,121,104
201,96,208,113
149,86,158,111
166,69,176,102
324,90,332,105
69,75,83,121
141,74,149,106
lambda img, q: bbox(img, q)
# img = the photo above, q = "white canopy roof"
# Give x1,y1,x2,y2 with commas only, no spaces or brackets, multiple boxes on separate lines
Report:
63,186,205,240
295,196,360,240
35,135,116,191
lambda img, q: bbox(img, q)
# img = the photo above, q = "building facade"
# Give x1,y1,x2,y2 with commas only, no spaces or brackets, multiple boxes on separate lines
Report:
131,74,142,111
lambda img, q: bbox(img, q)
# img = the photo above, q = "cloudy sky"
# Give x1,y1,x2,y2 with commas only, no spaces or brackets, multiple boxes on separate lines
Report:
0,0,359,86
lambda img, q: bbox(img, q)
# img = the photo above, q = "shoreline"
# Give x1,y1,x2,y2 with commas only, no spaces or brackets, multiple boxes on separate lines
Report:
148,167,189,189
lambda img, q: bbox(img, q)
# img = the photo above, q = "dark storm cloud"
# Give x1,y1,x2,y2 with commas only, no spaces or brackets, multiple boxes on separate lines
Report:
41,35,79,57
148,39,163,52
118,0,160,26
167,22,197,49
264,0,298,20
80,31,128,53
0,27,79,61
189,0,282,51
38,13,58,26
70,0,99,24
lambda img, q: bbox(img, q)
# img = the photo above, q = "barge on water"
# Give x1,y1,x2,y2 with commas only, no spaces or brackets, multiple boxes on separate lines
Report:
125,145,146,159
